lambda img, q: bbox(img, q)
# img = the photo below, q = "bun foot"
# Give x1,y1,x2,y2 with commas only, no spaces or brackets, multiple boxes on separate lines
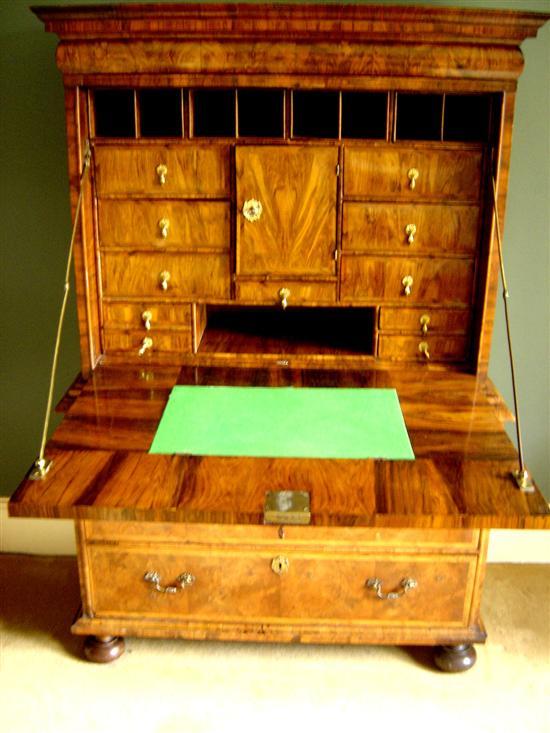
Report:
434,643,477,673
84,635,125,663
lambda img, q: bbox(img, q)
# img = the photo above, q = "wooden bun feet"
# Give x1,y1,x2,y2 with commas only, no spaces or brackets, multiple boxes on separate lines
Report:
433,643,477,672
84,635,125,663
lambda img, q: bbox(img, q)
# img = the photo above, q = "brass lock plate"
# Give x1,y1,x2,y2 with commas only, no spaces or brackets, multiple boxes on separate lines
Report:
264,490,311,525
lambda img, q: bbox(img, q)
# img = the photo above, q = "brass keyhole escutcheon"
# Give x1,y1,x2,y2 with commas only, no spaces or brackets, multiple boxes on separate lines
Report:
156,164,168,185
271,555,290,575
408,168,419,190
242,198,263,223
420,314,430,334
405,223,417,245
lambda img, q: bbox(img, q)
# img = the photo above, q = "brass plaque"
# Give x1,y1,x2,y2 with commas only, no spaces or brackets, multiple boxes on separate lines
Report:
264,490,311,525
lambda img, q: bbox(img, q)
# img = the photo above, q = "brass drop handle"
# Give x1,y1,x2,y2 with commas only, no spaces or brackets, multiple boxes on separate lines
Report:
278,287,291,310
138,336,153,356
408,168,419,190
418,341,431,360
420,314,430,334
158,218,170,239
144,570,195,594
159,271,171,291
271,556,290,575
402,275,414,296
242,198,263,223
405,223,417,245
366,577,418,601
141,310,153,331
156,164,168,186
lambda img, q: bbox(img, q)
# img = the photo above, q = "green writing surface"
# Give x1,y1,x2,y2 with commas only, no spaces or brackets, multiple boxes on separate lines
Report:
150,386,414,460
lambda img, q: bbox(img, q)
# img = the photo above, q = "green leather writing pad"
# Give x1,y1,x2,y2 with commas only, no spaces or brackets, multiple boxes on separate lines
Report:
150,386,414,460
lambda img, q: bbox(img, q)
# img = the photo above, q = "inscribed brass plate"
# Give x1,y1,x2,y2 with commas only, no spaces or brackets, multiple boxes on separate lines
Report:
264,490,311,525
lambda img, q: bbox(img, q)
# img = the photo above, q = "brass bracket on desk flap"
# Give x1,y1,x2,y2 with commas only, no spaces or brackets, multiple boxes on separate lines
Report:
30,140,92,481
264,490,311,525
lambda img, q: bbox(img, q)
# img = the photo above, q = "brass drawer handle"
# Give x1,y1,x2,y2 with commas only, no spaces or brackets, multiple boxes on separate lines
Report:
407,167,419,190
418,341,431,360
420,314,430,334
144,570,195,594
138,336,153,356
242,198,263,223
366,577,417,600
156,164,168,186
405,223,417,245
159,270,171,291
402,275,413,296
271,555,290,575
278,287,290,310
141,310,152,330
158,218,170,239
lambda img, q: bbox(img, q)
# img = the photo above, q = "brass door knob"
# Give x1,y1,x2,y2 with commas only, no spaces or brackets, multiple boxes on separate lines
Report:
278,287,291,310
159,271,171,291
407,168,419,190
156,164,168,186
242,198,263,223
420,314,430,334
405,223,417,245
402,275,414,296
138,336,153,356
141,310,153,330
418,341,431,360
158,218,170,239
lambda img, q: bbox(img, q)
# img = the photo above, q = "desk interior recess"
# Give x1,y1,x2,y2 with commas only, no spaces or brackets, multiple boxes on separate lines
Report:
81,81,502,373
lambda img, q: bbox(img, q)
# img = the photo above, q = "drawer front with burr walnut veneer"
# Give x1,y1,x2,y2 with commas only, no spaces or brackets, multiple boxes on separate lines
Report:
77,521,481,638
14,4,549,669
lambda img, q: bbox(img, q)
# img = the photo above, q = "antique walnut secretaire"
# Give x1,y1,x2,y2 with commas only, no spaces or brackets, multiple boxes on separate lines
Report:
10,4,550,670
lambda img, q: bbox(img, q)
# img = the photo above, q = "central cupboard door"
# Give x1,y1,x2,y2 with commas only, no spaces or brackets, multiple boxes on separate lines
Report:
236,146,339,279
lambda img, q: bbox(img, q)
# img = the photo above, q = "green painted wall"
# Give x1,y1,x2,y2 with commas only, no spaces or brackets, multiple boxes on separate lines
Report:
1,1,548,499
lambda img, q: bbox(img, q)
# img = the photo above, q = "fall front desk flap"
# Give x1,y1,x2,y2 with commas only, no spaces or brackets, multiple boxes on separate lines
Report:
150,386,414,460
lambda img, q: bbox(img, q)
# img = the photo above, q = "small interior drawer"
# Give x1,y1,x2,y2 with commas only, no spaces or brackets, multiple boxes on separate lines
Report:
379,307,470,334
342,202,480,254
103,302,192,330
98,200,230,249
344,146,483,201
235,279,336,305
101,252,230,299
94,144,230,197
341,256,475,305
103,329,192,355
378,334,468,362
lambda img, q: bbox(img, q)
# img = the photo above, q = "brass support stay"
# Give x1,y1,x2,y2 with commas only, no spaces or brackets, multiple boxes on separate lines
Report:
491,176,534,493
29,141,92,480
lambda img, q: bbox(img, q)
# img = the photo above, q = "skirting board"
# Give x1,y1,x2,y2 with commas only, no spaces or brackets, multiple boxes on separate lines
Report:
1,497,548,561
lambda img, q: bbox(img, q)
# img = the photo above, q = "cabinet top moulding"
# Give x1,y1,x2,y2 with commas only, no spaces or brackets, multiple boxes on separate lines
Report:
32,4,549,86
32,4,548,45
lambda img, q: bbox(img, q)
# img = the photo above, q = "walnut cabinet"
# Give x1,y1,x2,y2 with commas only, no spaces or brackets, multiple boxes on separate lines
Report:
9,5,550,670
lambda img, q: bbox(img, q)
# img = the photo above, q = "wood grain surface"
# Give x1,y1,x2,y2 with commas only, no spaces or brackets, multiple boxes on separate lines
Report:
9,365,550,529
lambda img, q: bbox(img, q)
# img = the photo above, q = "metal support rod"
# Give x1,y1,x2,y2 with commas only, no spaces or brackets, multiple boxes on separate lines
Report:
490,176,534,492
29,141,91,480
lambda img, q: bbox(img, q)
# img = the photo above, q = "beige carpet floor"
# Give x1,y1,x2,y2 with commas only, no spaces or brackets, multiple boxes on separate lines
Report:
1,556,548,733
